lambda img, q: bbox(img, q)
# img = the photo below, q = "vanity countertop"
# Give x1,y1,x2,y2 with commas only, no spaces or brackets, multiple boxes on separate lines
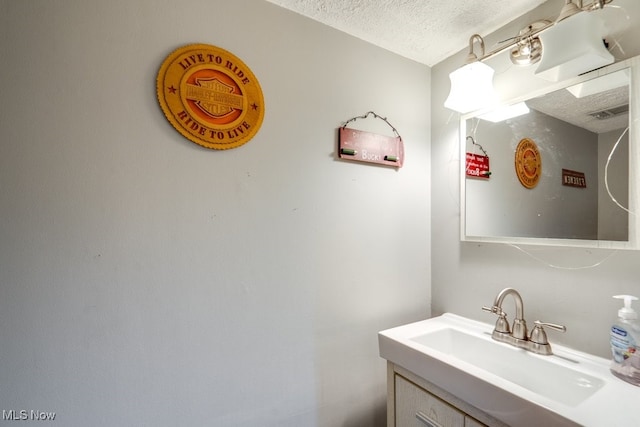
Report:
379,313,640,427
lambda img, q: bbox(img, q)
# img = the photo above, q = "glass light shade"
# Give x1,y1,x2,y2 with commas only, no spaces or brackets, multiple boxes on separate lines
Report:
535,11,614,82
477,102,530,123
566,68,629,98
444,61,496,114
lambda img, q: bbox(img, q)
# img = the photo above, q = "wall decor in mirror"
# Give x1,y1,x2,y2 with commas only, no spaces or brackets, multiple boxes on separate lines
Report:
461,56,640,249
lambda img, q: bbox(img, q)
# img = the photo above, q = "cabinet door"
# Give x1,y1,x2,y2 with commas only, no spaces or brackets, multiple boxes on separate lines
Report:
395,375,465,427
465,416,487,427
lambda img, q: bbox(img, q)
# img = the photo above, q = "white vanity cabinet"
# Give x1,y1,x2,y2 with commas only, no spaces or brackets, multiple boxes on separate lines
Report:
464,417,487,427
388,363,506,427
380,314,640,427
395,375,466,427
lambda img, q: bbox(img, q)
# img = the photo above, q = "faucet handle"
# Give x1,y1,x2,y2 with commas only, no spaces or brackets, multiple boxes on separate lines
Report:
482,305,497,314
482,305,505,316
535,321,566,332
530,320,566,345
482,306,510,334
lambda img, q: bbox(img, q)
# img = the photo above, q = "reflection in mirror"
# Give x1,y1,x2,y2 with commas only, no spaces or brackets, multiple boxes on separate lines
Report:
461,61,637,248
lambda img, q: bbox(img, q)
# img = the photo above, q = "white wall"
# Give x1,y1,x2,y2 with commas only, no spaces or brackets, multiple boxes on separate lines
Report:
432,0,640,359
0,1,431,426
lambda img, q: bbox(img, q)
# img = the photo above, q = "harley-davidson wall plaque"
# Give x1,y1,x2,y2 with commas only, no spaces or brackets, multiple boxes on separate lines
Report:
515,137,541,189
156,44,265,150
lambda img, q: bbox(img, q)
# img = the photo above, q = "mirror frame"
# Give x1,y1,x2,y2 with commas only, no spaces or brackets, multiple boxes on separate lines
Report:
460,55,640,249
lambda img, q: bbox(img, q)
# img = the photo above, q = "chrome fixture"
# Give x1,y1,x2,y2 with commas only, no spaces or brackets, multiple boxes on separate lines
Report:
556,0,582,22
509,21,548,66
445,0,616,112
444,34,496,114
535,5,614,81
482,288,566,355
463,34,486,65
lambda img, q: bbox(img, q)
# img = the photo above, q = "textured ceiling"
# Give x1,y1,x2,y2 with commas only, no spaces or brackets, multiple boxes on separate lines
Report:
265,0,549,66
265,0,631,133
528,79,629,134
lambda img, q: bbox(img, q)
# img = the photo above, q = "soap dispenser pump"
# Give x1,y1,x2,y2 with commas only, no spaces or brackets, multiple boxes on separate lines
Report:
610,295,640,386
615,295,638,320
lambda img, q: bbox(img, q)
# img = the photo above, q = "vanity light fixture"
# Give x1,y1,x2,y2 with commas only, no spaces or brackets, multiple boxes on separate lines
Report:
444,34,496,114
555,0,583,22
509,21,548,66
534,8,614,81
444,0,616,112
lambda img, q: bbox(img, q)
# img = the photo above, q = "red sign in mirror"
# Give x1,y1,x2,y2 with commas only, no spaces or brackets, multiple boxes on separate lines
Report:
466,153,490,179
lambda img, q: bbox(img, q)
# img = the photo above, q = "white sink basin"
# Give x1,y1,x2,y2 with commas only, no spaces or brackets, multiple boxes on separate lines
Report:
379,313,640,427
411,328,604,406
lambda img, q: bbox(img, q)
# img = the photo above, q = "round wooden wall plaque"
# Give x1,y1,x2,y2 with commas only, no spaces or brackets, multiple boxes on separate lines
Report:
514,138,541,189
156,44,265,150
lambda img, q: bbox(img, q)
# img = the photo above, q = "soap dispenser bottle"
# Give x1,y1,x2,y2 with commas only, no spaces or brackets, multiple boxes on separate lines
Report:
610,295,640,386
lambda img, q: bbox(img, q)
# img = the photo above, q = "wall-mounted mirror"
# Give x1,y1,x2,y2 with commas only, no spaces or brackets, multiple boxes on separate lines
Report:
461,56,640,249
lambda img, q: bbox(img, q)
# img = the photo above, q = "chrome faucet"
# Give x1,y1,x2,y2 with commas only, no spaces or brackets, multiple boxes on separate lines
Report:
482,287,566,355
